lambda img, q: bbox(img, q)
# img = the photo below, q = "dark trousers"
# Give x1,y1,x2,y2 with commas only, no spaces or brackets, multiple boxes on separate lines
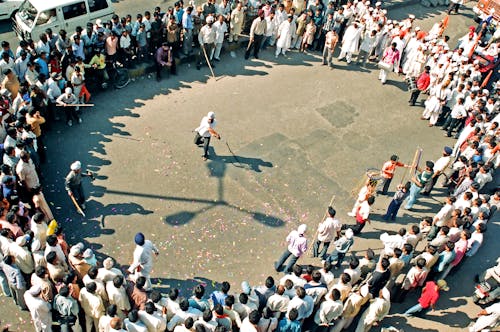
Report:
447,2,460,13
377,177,392,195
63,106,80,122
325,250,346,268
197,43,215,66
446,118,462,137
156,60,177,80
351,222,365,235
70,184,85,205
194,133,211,158
275,249,299,273
383,200,402,221
245,34,264,59
409,89,421,105
312,240,331,260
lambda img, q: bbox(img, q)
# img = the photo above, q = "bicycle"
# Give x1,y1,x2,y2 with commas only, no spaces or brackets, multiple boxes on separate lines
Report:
104,60,130,89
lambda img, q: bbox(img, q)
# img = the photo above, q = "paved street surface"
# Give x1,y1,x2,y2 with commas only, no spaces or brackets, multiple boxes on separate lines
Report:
0,2,498,331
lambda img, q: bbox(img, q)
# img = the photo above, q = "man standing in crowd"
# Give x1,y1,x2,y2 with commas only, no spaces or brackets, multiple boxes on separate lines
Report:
245,10,267,60
128,233,159,292
197,16,216,70
275,224,308,273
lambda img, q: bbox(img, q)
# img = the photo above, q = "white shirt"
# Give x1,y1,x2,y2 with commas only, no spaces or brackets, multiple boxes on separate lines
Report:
123,318,148,332
139,310,167,332
128,240,158,275
196,116,216,138
313,299,343,325
213,21,228,44
317,217,341,242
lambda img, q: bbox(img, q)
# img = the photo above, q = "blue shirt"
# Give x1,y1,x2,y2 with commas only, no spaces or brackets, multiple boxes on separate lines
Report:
34,58,49,76
182,12,193,30
175,8,184,24
278,318,301,332
210,290,227,307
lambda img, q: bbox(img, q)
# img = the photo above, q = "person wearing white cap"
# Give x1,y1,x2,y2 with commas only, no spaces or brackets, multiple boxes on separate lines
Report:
274,224,308,273
24,285,52,332
194,111,221,161
324,228,354,268
56,86,81,126
447,0,463,14
196,16,216,70
275,15,294,58
65,160,94,210
354,287,390,332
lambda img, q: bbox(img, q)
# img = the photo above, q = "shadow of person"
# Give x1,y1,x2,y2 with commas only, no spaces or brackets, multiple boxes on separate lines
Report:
83,200,154,227
208,147,274,173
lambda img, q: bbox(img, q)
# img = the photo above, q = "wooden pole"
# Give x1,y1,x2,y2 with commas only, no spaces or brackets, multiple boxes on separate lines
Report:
307,195,336,255
57,103,95,107
201,44,216,79
70,195,86,217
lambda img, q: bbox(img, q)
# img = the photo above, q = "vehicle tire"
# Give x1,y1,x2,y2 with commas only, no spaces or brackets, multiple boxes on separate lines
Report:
114,68,130,89
10,10,18,20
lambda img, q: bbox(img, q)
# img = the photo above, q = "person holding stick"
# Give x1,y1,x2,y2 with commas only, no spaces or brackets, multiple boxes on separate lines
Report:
377,155,410,195
404,161,434,211
65,161,94,211
196,16,216,71
56,87,81,127
312,206,341,260
194,111,220,161
245,10,267,60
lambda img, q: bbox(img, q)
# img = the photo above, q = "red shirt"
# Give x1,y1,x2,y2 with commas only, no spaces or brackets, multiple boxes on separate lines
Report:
381,160,405,179
417,72,430,91
418,281,440,309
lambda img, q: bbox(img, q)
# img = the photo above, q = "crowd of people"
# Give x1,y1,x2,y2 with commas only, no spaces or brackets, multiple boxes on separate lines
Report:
0,0,499,330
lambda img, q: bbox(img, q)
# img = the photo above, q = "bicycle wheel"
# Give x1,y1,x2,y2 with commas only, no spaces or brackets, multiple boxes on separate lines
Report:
114,68,130,89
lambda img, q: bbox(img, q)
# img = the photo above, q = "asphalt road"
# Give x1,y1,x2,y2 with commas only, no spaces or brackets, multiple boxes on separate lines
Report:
0,2,498,332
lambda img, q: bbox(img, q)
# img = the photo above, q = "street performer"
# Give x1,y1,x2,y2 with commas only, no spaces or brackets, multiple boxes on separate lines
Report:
65,161,94,211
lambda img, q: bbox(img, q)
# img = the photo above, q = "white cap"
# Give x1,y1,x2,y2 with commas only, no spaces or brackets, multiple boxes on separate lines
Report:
28,285,42,296
415,26,421,31
96,19,103,27
409,14,415,19
473,59,480,65
482,89,489,95
71,161,81,171
297,224,307,235
65,87,72,94
207,111,215,119
345,228,354,239
381,287,391,301
375,1,381,5
206,16,214,23
360,284,369,297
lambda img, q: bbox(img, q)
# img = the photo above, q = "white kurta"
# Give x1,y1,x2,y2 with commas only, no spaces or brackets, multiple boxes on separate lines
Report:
276,20,292,49
341,25,362,54
24,292,52,332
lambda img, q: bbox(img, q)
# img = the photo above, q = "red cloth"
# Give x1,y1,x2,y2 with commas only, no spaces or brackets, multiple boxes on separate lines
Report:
417,72,431,91
355,207,365,224
418,281,440,309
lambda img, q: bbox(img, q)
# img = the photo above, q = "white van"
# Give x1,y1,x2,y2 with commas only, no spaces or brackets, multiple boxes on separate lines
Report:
13,0,114,40
0,0,23,20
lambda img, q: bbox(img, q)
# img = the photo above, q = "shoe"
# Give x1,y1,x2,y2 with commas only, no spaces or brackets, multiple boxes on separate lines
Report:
81,203,86,210
275,54,279,58
214,58,220,62
347,212,355,217
322,62,327,65
67,120,73,127
196,64,201,70
202,156,208,161
255,55,259,59
78,118,83,124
